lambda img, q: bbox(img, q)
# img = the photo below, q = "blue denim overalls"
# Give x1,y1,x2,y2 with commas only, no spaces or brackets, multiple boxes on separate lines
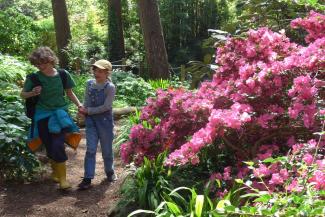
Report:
84,81,114,179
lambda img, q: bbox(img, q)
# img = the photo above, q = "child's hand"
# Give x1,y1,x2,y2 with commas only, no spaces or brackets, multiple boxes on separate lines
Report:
77,112,85,118
78,106,87,115
32,86,42,96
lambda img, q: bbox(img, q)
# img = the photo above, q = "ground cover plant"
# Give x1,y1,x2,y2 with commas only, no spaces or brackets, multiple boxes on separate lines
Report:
121,11,325,215
0,55,40,181
112,69,155,107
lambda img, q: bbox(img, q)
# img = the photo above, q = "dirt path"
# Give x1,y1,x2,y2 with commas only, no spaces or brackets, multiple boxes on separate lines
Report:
0,123,128,217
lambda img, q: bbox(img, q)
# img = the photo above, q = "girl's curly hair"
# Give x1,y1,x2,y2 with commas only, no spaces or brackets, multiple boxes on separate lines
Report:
28,46,59,66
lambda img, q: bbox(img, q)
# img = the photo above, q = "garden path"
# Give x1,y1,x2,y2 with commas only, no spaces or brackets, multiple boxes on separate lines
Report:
0,120,127,217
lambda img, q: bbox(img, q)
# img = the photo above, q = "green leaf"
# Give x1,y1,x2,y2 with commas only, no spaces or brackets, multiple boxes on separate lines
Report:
241,193,260,198
216,200,231,210
170,186,191,194
235,179,243,184
249,206,257,214
155,201,167,213
262,157,275,163
224,205,236,212
243,161,254,166
311,207,325,215
195,195,204,217
127,209,155,217
261,209,272,216
253,194,271,203
166,202,181,215
313,131,325,135
216,179,222,188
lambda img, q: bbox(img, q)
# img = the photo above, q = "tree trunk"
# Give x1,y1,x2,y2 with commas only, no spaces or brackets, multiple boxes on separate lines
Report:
51,0,71,69
137,0,169,79
108,0,125,62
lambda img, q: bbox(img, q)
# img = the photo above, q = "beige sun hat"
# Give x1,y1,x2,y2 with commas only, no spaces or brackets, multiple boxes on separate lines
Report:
92,59,112,71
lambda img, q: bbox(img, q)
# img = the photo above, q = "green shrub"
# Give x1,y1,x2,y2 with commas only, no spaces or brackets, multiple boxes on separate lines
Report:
112,69,137,82
0,82,40,181
135,152,171,210
0,54,40,181
170,75,191,89
34,18,56,49
67,73,92,115
148,79,171,90
67,7,107,73
0,8,39,56
0,54,36,83
128,186,216,217
112,70,155,107
113,110,141,151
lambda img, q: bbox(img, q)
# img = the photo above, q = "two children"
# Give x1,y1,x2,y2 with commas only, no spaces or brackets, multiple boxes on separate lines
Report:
22,47,116,190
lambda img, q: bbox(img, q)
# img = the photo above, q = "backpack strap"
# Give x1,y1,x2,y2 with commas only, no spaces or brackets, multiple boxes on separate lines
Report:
57,69,68,95
27,73,41,87
26,73,41,138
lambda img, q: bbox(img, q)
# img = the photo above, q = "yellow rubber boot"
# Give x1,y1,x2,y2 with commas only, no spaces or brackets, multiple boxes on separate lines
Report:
49,160,59,183
56,162,71,189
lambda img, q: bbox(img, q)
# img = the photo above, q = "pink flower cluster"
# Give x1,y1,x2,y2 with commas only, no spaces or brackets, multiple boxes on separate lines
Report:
253,140,325,192
165,12,324,165
209,139,325,196
288,75,318,128
120,88,213,165
291,11,325,43
120,10,325,180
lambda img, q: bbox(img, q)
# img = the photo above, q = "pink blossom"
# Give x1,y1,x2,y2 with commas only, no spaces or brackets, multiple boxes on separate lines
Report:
254,164,271,177
308,170,325,190
269,173,284,185
280,169,289,180
287,136,296,147
286,179,303,192
216,189,228,198
303,153,314,165
210,172,223,181
292,143,304,153
316,159,325,170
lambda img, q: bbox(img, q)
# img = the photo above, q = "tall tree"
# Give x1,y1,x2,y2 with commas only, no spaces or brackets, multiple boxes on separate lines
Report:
108,0,125,61
137,0,169,79
51,0,71,69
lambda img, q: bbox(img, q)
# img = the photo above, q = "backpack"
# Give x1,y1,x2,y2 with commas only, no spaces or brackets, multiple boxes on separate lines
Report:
25,69,68,119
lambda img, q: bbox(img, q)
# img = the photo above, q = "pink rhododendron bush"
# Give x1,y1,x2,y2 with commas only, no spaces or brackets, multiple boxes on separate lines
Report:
121,10,325,192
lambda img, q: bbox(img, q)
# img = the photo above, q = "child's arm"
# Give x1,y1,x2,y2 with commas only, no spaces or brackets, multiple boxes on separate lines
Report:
20,75,42,99
66,89,82,108
86,83,116,115
83,80,91,109
20,86,42,99
78,81,91,115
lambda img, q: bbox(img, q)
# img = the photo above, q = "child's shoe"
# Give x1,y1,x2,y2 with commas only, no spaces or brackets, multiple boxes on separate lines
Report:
78,178,92,190
107,173,117,182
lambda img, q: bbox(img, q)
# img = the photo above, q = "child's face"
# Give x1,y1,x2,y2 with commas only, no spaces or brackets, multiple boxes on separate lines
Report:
35,61,53,72
93,66,109,82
